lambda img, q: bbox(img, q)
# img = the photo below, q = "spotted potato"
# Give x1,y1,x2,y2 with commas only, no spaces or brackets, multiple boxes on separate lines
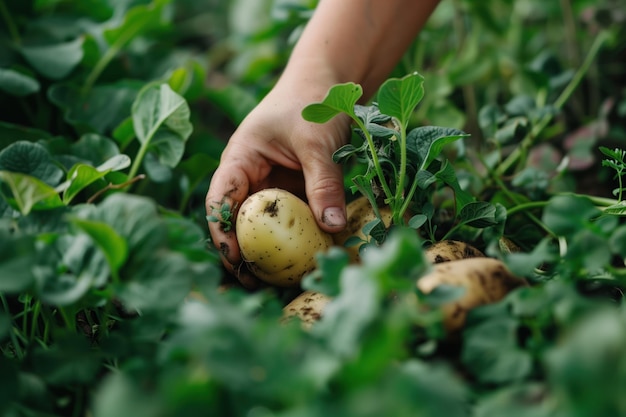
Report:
236,188,333,287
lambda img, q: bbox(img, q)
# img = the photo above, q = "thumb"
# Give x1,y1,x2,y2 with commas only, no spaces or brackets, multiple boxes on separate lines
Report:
301,154,347,233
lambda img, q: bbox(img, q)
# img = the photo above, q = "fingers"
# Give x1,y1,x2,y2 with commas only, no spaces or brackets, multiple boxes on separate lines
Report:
206,160,251,285
295,118,351,233
301,151,347,233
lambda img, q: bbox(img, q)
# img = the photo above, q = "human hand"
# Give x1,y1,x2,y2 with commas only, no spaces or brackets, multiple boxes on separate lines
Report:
205,76,352,288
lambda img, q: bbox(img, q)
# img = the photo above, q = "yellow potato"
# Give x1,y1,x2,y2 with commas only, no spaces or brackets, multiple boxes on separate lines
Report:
236,188,333,287
332,196,394,263
424,240,485,264
281,290,332,329
417,257,527,332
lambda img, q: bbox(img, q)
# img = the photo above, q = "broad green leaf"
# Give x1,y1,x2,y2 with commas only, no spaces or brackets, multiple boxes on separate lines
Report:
377,72,425,127
302,247,350,297
49,81,142,134
0,68,40,96
60,155,129,203
544,308,626,417
462,315,532,384
62,164,105,203
434,161,475,214
459,201,498,228
542,194,601,237
0,171,63,215
302,82,363,123
407,126,469,171
79,193,166,262
20,37,84,80
70,217,128,273
71,133,123,166
115,252,194,313
0,141,63,185
132,83,193,168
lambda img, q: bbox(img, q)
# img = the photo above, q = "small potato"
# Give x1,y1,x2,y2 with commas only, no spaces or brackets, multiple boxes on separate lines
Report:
236,188,333,287
332,196,394,263
281,290,332,329
417,257,527,332
424,240,485,264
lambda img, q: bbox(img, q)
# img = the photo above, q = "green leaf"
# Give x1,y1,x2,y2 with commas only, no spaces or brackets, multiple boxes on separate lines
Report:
60,154,129,203
542,194,601,237
407,126,469,171
20,37,84,80
132,83,193,168
462,315,532,384
602,201,626,216
0,171,64,215
0,68,40,96
434,160,475,214
302,247,350,297
71,134,123,166
37,234,109,305
69,217,128,273
459,201,498,228
377,72,425,127
0,141,63,185
49,81,142,134
301,82,363,123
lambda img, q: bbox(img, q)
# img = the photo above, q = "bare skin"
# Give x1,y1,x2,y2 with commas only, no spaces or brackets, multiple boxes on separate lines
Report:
206,0,441,287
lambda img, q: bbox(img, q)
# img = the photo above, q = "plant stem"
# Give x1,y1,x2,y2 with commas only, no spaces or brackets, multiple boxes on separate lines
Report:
394,126,408,223
0,294,23,359
128,140,150,181
495,30,610,176
355,119,394,204
0,1,21,44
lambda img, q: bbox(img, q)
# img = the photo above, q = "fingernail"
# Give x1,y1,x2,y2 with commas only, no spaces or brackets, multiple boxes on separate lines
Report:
322,207,346,228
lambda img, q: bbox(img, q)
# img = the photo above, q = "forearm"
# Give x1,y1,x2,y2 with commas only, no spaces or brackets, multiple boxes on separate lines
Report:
284,0,440,99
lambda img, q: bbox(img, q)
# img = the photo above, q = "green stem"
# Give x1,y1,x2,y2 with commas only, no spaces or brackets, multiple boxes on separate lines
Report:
0,1,21,44
127,141,151,185
495,30,610,176
58,307,76,332
355,118,394,203
394,125,408,224
491,173,556,238
505,201,550,217
0,294,24,359
29,301,41,342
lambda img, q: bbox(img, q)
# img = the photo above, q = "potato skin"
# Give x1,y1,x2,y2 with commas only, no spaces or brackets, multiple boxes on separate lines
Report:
236,188,333,287
424,240,485,264
332,196,394,263
417,257,527,332
281,290,332,329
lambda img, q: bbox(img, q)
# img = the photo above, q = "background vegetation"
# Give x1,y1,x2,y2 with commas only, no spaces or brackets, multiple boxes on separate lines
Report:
0,0,625,416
